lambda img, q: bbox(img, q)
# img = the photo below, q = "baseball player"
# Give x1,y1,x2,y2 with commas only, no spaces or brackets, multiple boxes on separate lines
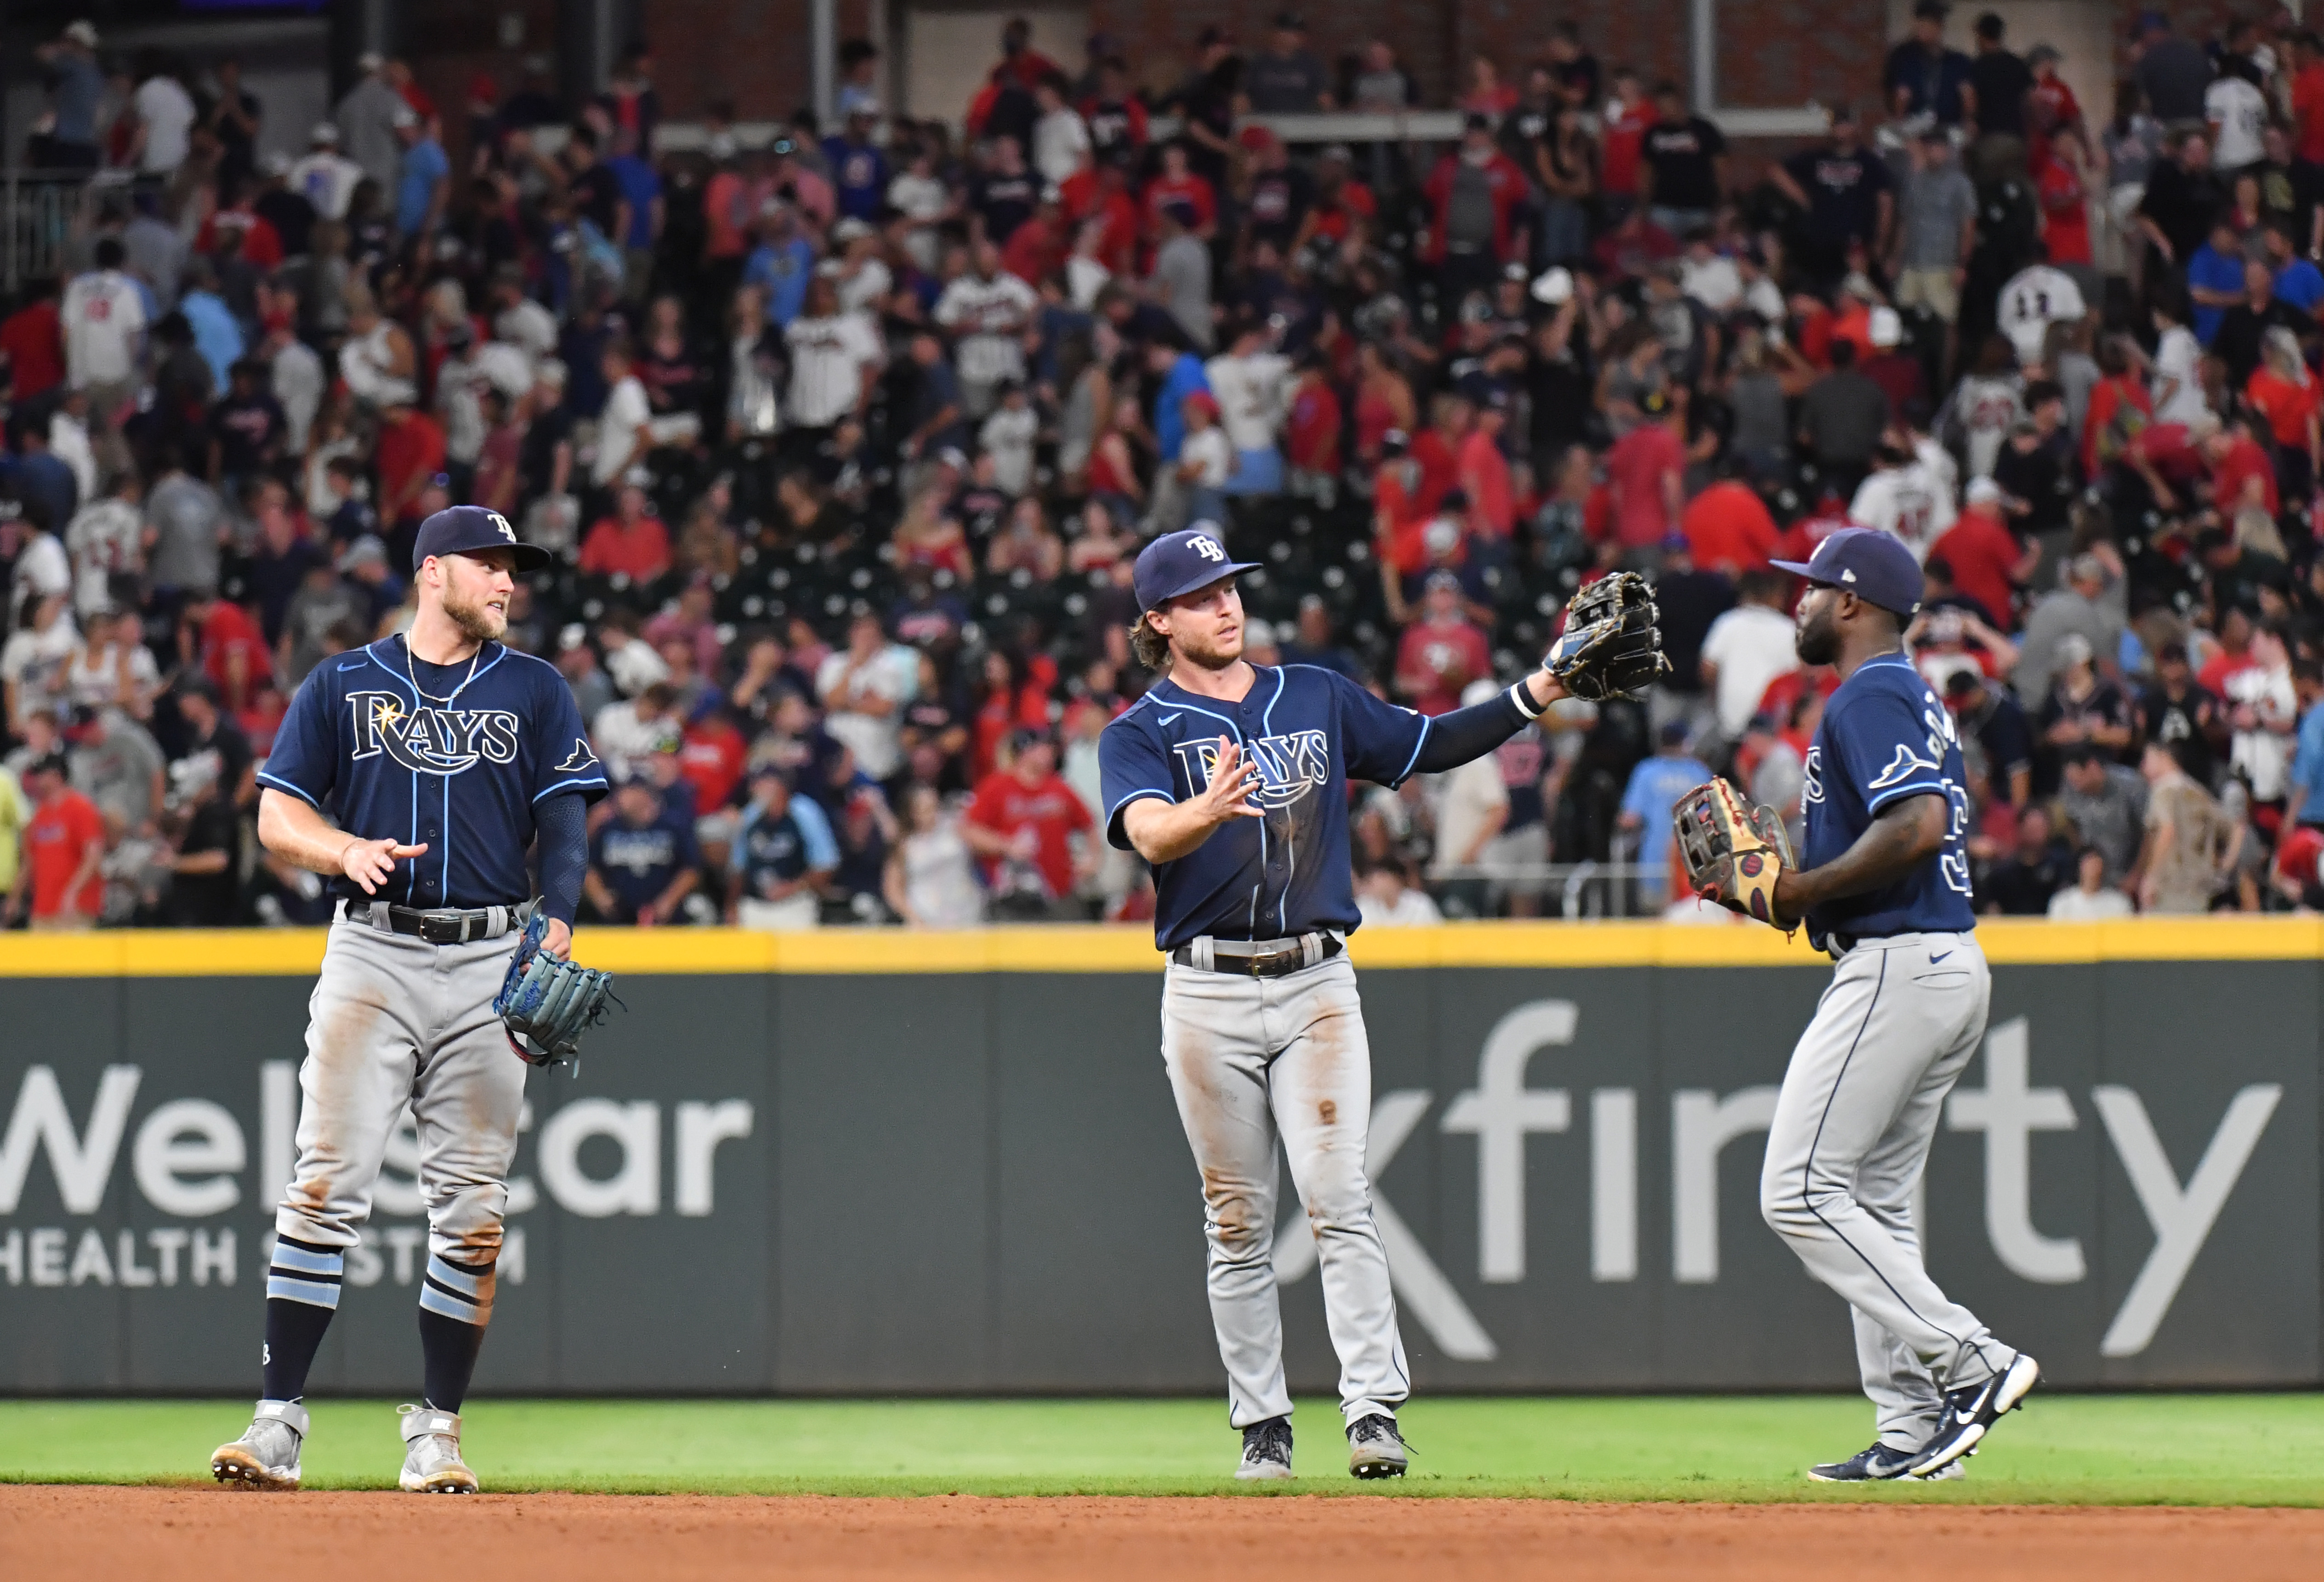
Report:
1676,528,2039,1483
210,506,607,1493
1097,528,1659,1480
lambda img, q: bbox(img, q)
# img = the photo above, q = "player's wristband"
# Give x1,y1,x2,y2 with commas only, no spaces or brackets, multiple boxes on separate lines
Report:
1509,679,1546,721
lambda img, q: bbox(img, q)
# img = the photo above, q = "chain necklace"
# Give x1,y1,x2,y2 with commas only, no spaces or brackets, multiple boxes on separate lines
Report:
401,632,485,706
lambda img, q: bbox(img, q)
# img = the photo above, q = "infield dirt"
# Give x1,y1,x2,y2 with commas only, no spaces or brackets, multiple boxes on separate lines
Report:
5,1485,2322,1581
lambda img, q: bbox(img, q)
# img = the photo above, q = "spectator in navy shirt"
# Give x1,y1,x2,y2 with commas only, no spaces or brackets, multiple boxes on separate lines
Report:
1773,106,1893,284
586,778,703,923
1884,0,1976,128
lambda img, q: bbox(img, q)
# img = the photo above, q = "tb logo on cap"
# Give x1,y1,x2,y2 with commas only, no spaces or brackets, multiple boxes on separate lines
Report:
488,511,516,544
1191,535,1226,563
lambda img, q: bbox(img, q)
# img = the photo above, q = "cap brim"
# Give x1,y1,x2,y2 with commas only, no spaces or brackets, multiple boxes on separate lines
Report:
439,541,555,573
1144,560,1262,611
1768,559,1818,578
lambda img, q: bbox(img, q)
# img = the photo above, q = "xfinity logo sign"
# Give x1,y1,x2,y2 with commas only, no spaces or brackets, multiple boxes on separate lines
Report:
1273,1002,2281,1364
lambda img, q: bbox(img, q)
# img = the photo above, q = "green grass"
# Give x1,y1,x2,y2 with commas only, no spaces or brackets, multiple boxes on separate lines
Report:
3,1396,2319,1504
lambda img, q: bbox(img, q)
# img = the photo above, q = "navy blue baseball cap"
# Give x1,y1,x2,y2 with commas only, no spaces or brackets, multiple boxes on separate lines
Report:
412,504,552,573
1771,527,1923,619
1133,525,1260,614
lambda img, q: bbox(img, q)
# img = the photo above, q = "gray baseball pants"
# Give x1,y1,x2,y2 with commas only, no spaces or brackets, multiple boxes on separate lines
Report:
1760,930,2011,1450
277,907,527,1286
1160,953,1410,1429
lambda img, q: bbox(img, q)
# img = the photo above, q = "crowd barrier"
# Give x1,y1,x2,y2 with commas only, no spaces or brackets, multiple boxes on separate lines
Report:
1,918,2316,1394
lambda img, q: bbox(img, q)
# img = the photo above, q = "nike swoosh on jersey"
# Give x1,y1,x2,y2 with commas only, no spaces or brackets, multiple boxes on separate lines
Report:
337,660,366,671
1156,712,1182,727
1929,950,1952,963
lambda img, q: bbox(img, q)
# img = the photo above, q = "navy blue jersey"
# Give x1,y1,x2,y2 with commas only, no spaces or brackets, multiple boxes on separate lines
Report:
1099,665,1431,949
258,635,610,910
591,805,701,916
1801,653,1977,946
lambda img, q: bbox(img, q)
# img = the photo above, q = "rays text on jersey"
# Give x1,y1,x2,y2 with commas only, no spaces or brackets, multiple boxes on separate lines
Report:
1174,729,1330,810
347,692,522,775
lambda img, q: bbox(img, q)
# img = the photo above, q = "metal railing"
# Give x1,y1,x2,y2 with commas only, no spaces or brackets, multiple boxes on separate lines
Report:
1,169,97,295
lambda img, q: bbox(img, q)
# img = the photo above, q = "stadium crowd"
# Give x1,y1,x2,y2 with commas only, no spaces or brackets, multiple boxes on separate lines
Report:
8,5,2324,931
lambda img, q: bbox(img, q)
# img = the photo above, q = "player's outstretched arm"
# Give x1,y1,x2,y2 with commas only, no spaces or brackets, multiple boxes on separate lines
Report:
1121,736,1264,865
257,787,427,897
1770,792,1946,928
1407,671,1569,775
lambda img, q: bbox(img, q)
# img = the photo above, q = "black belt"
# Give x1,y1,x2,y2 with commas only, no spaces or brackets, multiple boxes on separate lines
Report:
343,899,531,945
1171,933,1343,978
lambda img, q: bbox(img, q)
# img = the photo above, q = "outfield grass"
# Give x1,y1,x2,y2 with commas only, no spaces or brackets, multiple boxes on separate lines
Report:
1,1396,2317,1504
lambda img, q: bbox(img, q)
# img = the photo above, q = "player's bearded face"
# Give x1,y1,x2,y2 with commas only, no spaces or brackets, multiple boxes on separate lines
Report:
440,552,514,643
1160,580,1245,671
1794,586,1841,666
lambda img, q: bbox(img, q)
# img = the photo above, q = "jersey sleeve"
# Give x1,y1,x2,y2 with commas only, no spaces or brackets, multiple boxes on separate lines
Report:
254,665,340,809
1830,686,1950,814
790,796,841,870
532,666,611,805
1331,671,1432,787
1098,718,1177,851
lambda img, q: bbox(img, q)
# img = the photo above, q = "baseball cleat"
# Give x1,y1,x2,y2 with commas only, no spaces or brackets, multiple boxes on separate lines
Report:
1346,1413,1409,1479
1808,1441,1964,1482
1906,1351,2040,1479
211,1399,307,1490
1235,1416,1294,1481
397,1404,478,1493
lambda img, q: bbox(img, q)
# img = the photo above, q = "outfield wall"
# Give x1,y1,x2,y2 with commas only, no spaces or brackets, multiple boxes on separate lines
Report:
0,920,2318,1396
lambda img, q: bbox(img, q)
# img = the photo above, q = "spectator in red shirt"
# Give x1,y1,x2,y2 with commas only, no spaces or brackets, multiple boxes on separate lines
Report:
2034,129,2094,270
1421,116,1528,302
1408,393,1468,519
1284,352,1343,485
374,403,447,543
1598,67,1657,216
1143,140,1218,238
1062,153,1141,272
580,479,674,583
995,17,1063,90
1605,391,1687,560
1459,391,1517,553
2292,32,2324,165
680,695,748,819
7,755,104,929
195,182,285,270
1295,147,1377,250
2026,44,2083,141
1929,478,2039,629
964,729,1093,915
1681,469,1780,574
2206,415,2281,518
0,279,66,404
1001,189,1072,285
180,587,269,713
1394,572,1492,715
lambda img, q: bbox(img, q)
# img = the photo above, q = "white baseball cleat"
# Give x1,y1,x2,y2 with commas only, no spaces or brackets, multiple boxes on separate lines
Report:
212,1399,308,1490
397,1404,478,1493
1346,1413,1409,1479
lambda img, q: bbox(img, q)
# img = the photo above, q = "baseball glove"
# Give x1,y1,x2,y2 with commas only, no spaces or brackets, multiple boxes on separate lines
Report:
1672,778,1796,930
1546,572,1671,701
494,912,621,1070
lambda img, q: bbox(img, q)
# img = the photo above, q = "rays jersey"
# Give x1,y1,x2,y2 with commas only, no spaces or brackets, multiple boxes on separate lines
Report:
1099,665,1432,949
1800,653,1976,949
257,635,609,910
